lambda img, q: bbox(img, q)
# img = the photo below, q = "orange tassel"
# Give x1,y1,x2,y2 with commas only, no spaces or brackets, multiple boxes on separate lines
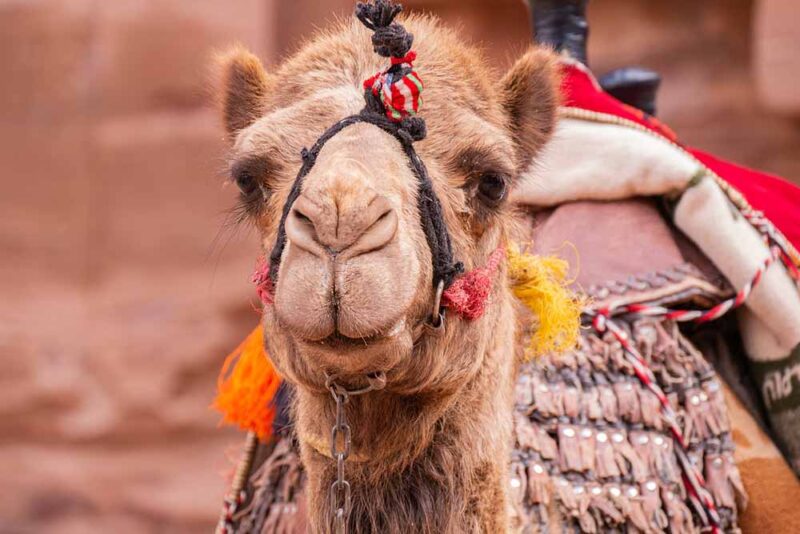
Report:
213,326,282,440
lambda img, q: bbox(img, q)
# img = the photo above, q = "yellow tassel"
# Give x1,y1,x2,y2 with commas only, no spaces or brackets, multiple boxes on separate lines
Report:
213,326,281,440
507,243,583,358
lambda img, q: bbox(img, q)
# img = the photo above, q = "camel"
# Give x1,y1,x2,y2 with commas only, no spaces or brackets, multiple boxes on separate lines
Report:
213,2,800,532
217,8,559,532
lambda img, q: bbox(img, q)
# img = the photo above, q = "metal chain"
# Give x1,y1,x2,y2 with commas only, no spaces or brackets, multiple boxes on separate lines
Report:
329,389,351,534
324,371,387,534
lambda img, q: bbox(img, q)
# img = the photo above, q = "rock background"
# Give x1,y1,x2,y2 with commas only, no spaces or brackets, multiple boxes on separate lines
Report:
1,0,797,532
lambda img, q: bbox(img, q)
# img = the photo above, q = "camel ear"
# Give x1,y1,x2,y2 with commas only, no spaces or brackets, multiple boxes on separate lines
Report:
499,47,560,169
214,46,272,138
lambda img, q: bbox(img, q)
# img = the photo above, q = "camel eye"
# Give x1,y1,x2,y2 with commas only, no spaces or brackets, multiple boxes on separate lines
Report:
477,172,507,206
231,156,274,218
234,169,260,197
231,156,272,209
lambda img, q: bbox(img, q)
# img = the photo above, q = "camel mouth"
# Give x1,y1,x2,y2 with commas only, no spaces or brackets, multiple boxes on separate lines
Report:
318,331,385,350
308,317,407,352
290,318,411,378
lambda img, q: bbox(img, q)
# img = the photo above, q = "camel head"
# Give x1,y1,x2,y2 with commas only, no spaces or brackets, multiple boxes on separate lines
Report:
216,14,558,402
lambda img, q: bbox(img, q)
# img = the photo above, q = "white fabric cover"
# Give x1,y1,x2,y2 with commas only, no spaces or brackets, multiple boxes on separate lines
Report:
516,115,800,362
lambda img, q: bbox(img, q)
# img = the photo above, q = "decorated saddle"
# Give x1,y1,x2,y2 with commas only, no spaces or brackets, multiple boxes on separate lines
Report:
213,4,800,534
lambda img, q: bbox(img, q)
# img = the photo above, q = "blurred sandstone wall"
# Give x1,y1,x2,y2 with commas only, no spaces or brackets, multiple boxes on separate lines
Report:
1,0,798,532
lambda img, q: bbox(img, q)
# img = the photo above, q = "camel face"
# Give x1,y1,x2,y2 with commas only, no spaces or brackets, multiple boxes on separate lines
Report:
217,18,558,390
216,13,562,531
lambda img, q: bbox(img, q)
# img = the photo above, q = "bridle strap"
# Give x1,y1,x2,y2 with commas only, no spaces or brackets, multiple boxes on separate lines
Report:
267,109,463,291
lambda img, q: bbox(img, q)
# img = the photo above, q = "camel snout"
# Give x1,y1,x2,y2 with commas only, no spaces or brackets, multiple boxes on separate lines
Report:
272,127,422,362
287,193,398,260
275,185,415,346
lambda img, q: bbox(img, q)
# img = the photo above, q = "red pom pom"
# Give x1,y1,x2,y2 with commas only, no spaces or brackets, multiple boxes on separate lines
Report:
251,257,274,305
442,247,504,320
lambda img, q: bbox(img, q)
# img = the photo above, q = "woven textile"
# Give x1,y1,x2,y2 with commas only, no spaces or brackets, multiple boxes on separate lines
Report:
363,52,423,122
218,316,747,533
509,319,746,532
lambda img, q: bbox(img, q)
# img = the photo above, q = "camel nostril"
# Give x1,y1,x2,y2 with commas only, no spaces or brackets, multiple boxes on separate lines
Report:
293,209,313,226
286,198,327,258
285,193,398,257
366,209,390,232
375,209,391,224
347,203,398,258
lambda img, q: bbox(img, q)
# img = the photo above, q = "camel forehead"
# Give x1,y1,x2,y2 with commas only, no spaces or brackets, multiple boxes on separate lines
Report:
235,83,514,182
230,14,519,202
234,86,364,156
266,16,506,127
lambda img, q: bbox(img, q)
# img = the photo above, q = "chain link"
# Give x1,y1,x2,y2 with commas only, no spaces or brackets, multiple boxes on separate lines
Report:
324,371,386,534
330,389,351,534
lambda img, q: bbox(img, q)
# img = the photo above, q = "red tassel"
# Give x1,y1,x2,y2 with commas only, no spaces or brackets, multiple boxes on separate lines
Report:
442,246,504,320
252,257,274,305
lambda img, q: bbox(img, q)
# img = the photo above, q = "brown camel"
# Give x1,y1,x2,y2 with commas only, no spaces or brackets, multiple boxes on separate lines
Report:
214,8,800,534
217,12,556,532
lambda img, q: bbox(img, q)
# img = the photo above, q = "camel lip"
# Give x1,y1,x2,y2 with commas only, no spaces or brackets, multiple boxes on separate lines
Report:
318,331,383,350
302,318,407,352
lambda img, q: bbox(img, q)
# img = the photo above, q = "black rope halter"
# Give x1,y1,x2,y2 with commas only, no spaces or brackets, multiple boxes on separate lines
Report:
267,0,463,292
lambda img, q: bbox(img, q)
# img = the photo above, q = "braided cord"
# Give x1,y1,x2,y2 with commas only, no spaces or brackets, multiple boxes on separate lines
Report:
589,313,721,530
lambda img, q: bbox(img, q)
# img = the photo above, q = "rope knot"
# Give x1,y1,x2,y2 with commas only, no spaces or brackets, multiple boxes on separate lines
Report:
357,1,423,123
399,116,427,141
391,51,416,66
372,24,413,58
356,0,402,28
356,1,410,58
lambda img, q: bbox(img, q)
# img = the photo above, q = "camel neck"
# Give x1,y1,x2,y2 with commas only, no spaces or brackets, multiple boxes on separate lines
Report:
294,290,519,532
